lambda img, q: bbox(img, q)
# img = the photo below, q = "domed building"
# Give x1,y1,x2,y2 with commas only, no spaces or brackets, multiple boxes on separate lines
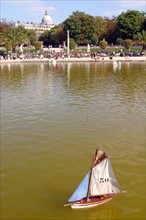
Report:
42,10,53,25
13,10,55,36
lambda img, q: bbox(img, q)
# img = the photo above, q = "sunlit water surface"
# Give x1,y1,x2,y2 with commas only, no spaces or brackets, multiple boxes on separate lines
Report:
1,61,145,220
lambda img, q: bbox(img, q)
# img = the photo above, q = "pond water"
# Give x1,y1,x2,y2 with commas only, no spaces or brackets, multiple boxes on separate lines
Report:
1,61,145,220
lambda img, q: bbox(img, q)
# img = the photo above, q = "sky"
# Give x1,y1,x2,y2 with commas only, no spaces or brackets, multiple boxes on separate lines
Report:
1,0,146,25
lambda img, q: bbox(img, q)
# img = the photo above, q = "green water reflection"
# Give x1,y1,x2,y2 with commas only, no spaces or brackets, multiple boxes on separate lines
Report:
1,61,145,220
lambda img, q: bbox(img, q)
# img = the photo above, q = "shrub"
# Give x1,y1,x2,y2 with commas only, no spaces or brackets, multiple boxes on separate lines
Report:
116,38,123,45
123,39,133,49
99,40,108,50
69,38,77,50
33,41,42,51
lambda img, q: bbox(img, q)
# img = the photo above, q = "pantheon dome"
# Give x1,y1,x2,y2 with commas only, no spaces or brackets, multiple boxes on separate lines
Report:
14,10,54,36
41,10,53,25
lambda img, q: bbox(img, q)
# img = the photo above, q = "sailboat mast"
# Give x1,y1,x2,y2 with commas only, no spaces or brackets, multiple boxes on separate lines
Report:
86,148,98,200
86,159,93,200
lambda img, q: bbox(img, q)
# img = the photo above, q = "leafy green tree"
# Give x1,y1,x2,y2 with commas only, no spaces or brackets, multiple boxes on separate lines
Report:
133,32,143,43
134,30,146,50
27,29,38,45
94,16,108,41
49,26,61,46
106,18,118,44
4,41,12,52
0,21,13,46
63,11,96,45
39,30,51,46
117,10,144,39
141,30,146,49
55,26,65,45
0,22,9,34
0,26,29,52
0,19,14,32
39,25,65,47
91,34,98,45
99,40,108,50
12,26,38,45
142,16,146,30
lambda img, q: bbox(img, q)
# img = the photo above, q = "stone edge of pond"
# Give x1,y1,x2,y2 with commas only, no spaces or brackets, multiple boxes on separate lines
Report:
0,56,146,64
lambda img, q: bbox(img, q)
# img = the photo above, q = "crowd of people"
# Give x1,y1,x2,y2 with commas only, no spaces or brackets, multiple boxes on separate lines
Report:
0,49,145,61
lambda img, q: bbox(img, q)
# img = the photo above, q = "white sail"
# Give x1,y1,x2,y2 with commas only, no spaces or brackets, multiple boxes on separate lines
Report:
89,157,122,196
68,172,89,202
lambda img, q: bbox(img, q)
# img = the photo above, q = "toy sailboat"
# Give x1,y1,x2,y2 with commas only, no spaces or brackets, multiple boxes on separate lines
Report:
65,147,123,209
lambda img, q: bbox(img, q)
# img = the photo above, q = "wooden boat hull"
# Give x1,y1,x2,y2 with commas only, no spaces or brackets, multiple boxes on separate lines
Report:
71,194,115,209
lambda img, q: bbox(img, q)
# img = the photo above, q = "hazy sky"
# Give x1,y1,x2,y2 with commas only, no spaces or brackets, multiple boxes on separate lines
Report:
1,0,146,24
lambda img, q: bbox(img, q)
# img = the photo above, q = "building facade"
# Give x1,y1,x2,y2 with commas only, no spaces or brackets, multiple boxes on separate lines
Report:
13,10,55,36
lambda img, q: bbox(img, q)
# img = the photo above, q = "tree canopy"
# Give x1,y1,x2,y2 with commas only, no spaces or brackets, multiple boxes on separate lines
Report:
116,10,145,39
0,24,38,52
39,26,65,47
62,11,97,45
37,9,145,50
0,26,29,52
1,9,146,51
94,16,108,41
